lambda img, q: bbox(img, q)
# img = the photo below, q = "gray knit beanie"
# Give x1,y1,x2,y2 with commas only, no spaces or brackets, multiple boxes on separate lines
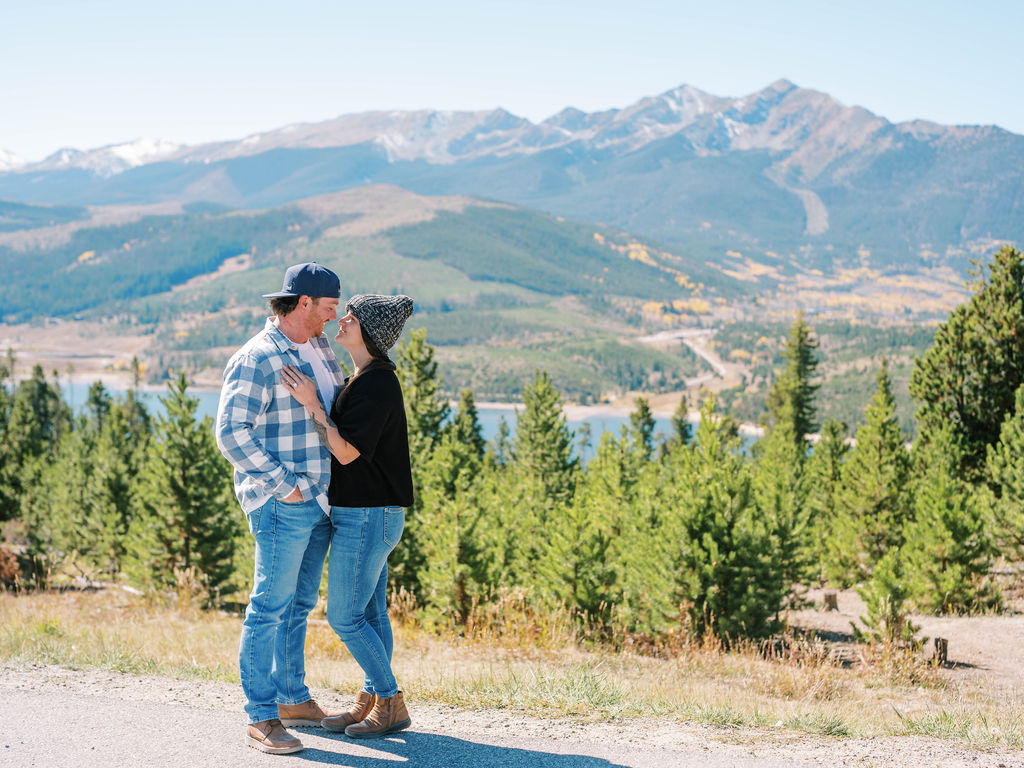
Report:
347,294,414,352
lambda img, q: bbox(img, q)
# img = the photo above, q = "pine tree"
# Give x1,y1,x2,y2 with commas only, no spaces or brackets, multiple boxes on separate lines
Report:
127,373,240,603
450,388,485,462
854,547,921,648
987,384,1024,557
537,444,618,624
481,456,551,589
83,381,112,433
0,350,16,527
804,419,850,581
764,310,820,447
626,396,656,461
487,416,512,467
751,416,812,608
831,360,910,583
390,329,450,597
903,424,999,614
668,396,781,640
461,460,524,590
395,328,450,451
86,405,143,577
512,370,578,503
1,365,72,523
537,427,653,628
18,433,91,585
667,393,693,450
613,456,678,636
409,434,483,625
910,245,1024,480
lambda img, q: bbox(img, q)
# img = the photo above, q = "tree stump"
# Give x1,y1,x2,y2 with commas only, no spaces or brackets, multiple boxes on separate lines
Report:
933,637,949,665
824,591,838,611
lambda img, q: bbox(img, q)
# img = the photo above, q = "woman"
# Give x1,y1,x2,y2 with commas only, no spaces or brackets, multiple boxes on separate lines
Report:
280,293,414,739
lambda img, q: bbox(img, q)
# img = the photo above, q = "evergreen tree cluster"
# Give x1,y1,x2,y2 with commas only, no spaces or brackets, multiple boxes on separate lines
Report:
386,248,1023,643
0,360,243,604
1,245,1022,647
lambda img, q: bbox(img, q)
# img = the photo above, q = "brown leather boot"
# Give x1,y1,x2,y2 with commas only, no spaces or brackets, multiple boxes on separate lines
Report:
322,691,376,732
245,718,303,754
278,698,339,727
344,691,411,739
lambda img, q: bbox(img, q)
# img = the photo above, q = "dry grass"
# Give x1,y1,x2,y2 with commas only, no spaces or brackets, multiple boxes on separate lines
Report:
1,589,1021,748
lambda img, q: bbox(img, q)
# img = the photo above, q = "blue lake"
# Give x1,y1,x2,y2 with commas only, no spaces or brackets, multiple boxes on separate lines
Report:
63,380,696,461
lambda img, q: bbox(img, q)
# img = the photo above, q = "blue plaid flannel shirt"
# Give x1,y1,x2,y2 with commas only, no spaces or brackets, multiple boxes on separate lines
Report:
215,318,345,515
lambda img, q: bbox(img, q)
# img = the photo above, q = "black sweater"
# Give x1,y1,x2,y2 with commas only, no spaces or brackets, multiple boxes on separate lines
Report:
327,362,414,508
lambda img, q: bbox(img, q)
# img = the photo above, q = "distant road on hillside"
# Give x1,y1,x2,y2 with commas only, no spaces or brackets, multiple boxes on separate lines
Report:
637,328,738,387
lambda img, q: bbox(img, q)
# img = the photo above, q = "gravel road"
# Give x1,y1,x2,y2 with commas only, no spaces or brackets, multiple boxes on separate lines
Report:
2,663,1021,768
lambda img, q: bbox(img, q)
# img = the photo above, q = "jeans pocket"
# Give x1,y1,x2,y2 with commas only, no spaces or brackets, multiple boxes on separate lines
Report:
383,507,405,549
246,507,262,535
247,500,276,535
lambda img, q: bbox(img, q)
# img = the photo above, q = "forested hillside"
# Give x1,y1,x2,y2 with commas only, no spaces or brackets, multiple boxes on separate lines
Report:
0,190,732,402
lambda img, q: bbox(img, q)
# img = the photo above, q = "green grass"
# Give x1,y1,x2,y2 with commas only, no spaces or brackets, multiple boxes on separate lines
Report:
784,712,852,736
891,708,1024,748
437,664,626,714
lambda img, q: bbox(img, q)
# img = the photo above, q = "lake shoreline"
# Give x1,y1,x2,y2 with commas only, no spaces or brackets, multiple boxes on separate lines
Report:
39,372,765,439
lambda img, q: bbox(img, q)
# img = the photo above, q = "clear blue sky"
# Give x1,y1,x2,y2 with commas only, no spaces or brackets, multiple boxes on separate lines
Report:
3,0,1022,161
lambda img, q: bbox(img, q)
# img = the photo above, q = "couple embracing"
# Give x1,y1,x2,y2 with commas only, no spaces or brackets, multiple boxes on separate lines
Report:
215,262,414,755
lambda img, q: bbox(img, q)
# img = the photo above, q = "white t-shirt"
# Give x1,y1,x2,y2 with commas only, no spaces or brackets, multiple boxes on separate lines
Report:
295,340,336,409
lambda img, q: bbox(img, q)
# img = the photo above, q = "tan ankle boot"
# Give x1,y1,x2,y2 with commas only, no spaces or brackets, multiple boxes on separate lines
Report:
321,691,376,732
344,691,411,739
278,698,338,727
245,718,303,754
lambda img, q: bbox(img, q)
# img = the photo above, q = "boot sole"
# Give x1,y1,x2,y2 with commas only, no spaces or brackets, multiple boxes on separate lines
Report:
245,735,303,754
321,718,355,733
344,718,411,739
279,718,323,728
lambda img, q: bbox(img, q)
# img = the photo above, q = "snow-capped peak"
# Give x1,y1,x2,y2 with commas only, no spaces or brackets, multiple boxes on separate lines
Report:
0,148,27,172
28,138,182,176
104,137,181,166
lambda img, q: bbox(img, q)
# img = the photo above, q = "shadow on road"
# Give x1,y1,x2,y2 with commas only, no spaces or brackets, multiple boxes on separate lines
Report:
292,730,629,767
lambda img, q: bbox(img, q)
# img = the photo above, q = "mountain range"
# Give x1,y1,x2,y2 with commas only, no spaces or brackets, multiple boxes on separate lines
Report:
2,80,1022,270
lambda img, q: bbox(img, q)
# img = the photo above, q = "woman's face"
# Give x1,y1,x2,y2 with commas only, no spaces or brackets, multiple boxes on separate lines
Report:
335,310,366,352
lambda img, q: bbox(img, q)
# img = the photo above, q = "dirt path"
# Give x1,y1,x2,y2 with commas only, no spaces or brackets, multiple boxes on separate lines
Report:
2,663,1021,768
793,587,1024,696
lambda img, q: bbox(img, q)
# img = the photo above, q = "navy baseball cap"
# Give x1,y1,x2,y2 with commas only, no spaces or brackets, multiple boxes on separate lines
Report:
262,262,341,299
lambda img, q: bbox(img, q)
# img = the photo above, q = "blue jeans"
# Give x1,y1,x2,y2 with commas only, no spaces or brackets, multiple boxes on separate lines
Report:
239,497,331,724
327,505,405,699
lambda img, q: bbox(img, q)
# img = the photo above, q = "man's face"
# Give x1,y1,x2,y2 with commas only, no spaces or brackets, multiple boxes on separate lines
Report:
303,296,339,338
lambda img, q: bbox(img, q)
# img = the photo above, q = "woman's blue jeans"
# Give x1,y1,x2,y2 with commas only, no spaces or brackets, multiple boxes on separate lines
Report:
239,497,331,724
327,505,405,699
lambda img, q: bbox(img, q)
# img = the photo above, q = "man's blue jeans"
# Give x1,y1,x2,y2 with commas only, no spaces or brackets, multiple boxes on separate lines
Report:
327,505,405,700
239,496,331,724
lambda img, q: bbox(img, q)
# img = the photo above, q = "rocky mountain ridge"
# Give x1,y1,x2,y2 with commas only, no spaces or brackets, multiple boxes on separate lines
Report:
1,80,1020,268
8,80,1012,180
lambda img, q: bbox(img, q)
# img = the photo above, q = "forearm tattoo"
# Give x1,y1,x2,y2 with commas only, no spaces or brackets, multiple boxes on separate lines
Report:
310,407,330,446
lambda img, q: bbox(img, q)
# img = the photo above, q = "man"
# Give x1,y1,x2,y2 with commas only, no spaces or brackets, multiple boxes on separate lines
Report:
215,262,344,755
